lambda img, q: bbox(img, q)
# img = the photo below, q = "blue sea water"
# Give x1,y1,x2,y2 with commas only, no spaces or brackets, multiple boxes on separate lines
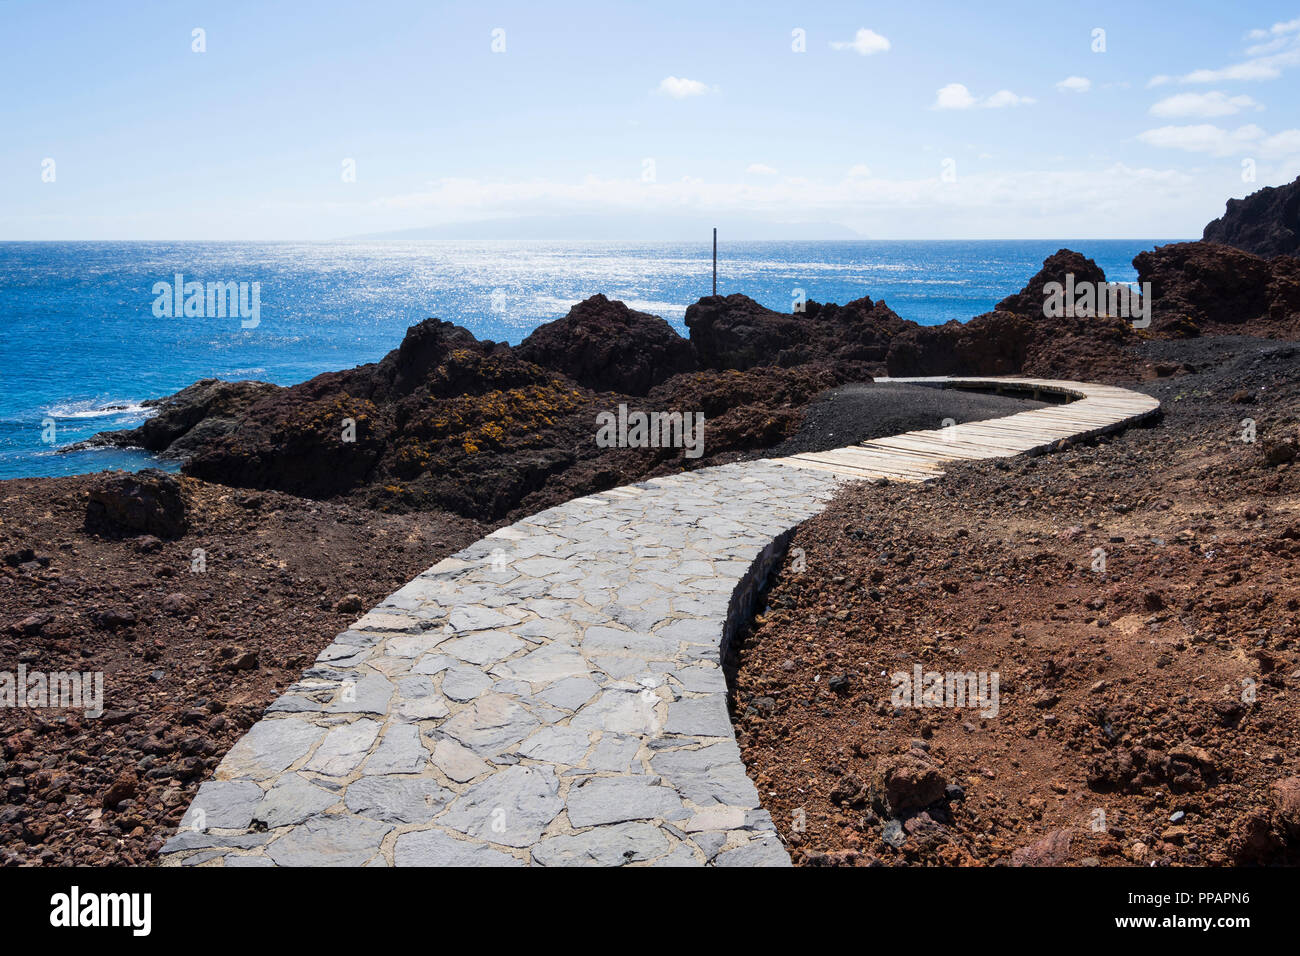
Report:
0,239,1178,480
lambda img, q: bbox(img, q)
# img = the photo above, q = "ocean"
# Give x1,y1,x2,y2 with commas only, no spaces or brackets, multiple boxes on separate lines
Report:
0,239,1177,480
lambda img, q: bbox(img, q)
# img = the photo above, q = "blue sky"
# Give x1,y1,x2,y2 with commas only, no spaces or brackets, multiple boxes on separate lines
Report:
2,0,1299,239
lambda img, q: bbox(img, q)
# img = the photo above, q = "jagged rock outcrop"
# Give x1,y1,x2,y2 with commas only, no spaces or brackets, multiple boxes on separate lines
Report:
685,293,907,371
78,379,279,457
87,312,855,520
516,294,695,395
84,470,189,539
1134,241,1300,338
885,251,1145,380
1202,175,1300,258
993,249,1110,318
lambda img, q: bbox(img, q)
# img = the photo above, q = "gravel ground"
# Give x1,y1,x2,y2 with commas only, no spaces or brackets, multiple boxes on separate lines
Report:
761,382,1049,458
730,335,1300,867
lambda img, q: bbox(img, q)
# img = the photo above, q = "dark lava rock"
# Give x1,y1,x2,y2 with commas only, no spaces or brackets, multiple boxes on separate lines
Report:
160,593,193,616
1271,777,1300,836
91,607,137,630
685,293,906,371
1135,241,1278,337
334,593,364,613
1010,828,1074,866
870,754,948,815
85,470,188,539
885,250,1143,380
1202,174,1300,258
993,248,1109,318
516,294,695,395
101,773,137,809
79,378,279,456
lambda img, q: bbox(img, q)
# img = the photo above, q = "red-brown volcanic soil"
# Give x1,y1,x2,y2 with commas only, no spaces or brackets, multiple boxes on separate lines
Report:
730,336,1300,866
0,477,485,865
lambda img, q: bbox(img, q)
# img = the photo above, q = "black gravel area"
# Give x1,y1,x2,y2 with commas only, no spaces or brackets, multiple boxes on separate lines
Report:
1130,335,1299,426
760,381,1050,457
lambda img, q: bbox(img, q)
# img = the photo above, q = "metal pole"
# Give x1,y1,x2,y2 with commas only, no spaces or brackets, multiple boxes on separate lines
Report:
712,227,717,296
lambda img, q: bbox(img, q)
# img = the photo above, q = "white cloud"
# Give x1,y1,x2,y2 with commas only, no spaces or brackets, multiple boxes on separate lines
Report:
934,83,977,109
982,89,1036,108
1262,128,1300,155
340,162,1229,241
1138,123,1264,156
1153,22,1300,86
1182,57,1296,83
745,163,777,175
657,76,710,99
934,83,1034,109
1247,16,1300,40
1149,91,1261,117
846,164,872,178
1055,76,1091,93
1136,122,1300,158
830,28,891,56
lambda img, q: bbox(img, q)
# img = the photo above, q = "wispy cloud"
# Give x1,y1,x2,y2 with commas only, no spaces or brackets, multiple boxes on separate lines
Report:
1150,18,1300,86
1055,76,1091,93
830,28,891,56
657,76,711,98
1149,91,1261,117
1138,122,1300,157
745,163,777,175
934,83,1035,109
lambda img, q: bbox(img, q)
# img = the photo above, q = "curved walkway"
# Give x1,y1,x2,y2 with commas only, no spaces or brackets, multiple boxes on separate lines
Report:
160,376,1158,867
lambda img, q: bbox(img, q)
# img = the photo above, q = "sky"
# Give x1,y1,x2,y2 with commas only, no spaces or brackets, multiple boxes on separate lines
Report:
2,0,1299,240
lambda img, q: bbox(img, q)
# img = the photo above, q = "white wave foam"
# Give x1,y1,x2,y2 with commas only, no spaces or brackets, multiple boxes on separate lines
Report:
45,399,151,420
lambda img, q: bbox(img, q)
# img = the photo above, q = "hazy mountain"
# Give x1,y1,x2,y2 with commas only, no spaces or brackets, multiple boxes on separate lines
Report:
346,214,862,241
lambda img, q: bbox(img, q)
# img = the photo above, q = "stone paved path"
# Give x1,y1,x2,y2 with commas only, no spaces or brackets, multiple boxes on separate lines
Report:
159,377,1158,867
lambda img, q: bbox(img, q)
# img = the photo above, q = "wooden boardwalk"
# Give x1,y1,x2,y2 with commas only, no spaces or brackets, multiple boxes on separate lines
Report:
772,376,1160,481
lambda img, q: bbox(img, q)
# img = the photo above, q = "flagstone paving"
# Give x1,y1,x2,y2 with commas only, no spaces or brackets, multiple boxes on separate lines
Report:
159,377,1158,867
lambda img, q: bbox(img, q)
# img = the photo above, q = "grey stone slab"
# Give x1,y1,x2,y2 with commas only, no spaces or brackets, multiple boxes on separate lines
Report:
160,830,270,856
442,665,494,702
447,605,516,632
532,823,668,866
441,694,540,756
569,689,661,735
326,671,393,715
516,726,591,764
535,676,600,711
179,780,263,831
303,719,381,776
713,834,791,867
440,631,525,666
491,643,589,684
650,843,705,867
265,814,393,867
253,774,340,828
429,737,492,783
670,665,729,694
218,718,326,781
362,722,429,775
344,775,452,824
439,765,563,848
394,829,524,867
587,734,642,773
566,777,685,828
583,626,678,659
664,696,733,737
392,676,450,721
